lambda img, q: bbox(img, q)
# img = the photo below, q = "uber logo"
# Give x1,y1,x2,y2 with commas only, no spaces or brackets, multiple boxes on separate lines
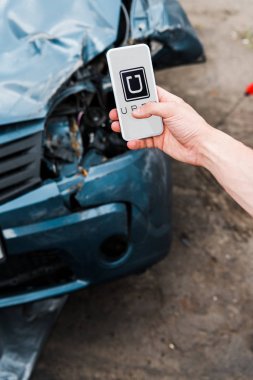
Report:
120,67,149,102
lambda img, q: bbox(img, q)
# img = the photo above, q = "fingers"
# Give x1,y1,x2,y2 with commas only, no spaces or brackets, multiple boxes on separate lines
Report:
110,118,150,150
127,140,146,150
109,108,118,121
109,108,120,133
145,137,155,148
132,101,178,119
110,121,146,149
111,121,121,133
110,120,141,147
109,88,183,122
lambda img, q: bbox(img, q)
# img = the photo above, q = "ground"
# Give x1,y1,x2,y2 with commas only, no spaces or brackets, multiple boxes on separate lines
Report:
33,1,253,379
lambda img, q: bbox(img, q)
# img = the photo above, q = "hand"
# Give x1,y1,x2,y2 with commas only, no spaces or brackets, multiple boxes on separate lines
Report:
109,86,212,166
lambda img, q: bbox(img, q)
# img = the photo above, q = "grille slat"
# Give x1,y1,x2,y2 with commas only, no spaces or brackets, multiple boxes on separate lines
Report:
0,132,42,203
0,163,34,190
0,133,39,159
0,150,36,175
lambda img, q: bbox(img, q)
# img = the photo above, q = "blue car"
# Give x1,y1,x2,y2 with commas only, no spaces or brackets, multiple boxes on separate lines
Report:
0,0,204,308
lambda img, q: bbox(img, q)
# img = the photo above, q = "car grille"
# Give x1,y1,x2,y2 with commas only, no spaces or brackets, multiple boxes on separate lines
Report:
0,132,42,203
0,250,75,298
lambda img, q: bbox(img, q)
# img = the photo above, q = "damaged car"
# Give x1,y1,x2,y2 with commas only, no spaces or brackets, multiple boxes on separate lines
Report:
0,0,204,308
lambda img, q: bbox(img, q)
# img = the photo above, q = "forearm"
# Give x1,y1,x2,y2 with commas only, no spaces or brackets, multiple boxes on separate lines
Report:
199,127,253,216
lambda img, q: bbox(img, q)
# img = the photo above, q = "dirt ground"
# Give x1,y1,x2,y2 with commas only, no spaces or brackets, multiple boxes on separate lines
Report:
33,1,253,379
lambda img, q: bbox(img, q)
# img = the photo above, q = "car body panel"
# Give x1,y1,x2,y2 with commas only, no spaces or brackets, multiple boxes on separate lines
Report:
0,0,204,125
0,149,172,308
0,0,121,125
131,0,204,68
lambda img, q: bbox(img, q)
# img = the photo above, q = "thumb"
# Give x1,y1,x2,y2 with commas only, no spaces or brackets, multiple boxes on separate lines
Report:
132,101,177,119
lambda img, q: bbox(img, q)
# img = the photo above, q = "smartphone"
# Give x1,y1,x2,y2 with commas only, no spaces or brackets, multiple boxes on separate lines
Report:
106,44,163,141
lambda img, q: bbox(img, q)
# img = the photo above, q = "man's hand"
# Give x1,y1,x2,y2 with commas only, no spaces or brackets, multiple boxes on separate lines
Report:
109,86,212,166
110,85,253,216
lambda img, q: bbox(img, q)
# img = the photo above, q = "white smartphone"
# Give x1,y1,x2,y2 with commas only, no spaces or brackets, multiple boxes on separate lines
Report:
106,44,163,141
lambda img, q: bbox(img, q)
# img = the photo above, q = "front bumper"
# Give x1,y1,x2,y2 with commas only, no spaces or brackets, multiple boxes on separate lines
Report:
0,149,172,308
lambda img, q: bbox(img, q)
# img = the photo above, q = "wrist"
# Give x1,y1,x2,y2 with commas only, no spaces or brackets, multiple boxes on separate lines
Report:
196,125,231,170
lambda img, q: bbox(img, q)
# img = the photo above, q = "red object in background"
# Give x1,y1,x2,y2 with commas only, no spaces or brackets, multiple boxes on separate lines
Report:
245,83,253,96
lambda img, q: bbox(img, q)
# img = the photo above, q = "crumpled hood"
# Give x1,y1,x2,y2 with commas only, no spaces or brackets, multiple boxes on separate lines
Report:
0,0,121,126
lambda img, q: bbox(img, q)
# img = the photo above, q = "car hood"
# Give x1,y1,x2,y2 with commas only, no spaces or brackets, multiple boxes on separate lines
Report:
0,0,121,126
